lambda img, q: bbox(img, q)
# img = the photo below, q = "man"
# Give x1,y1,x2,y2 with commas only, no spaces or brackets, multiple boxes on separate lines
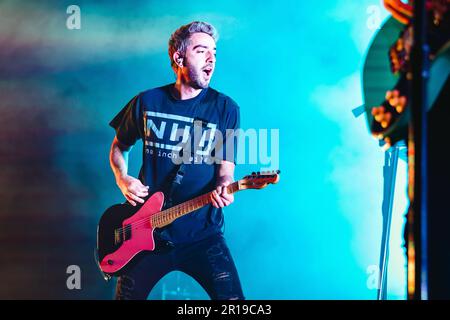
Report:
109,21,244,300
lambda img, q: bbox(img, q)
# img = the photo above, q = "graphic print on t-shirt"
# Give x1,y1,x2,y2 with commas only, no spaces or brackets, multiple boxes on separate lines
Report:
143,110,217,162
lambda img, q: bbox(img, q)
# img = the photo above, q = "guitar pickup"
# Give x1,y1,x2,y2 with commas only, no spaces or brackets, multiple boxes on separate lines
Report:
123,224,132,241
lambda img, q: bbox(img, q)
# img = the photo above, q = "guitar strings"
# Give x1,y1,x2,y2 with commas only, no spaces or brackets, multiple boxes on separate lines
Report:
114,196,207,236
114,179,240,234
113,191,215,235
112,178,262,236
114,181,240,234
107,176,277,245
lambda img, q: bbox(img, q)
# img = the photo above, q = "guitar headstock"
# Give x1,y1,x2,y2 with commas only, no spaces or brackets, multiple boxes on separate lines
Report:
238,170,280,190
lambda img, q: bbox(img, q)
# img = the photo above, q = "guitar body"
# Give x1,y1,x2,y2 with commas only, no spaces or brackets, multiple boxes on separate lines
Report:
97,191,165,276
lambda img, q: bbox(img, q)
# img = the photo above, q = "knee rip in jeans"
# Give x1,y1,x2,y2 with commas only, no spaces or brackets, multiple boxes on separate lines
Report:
119,275,135,289
214,271,231,281
116,275,135,299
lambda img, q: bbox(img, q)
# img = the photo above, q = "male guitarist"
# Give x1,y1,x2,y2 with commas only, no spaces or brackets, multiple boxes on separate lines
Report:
109,21,244,300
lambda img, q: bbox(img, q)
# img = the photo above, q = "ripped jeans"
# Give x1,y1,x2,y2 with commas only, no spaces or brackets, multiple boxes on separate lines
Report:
114,233,245,300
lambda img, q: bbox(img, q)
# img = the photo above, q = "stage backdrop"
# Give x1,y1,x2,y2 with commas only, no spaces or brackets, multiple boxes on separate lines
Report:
0,0,408,299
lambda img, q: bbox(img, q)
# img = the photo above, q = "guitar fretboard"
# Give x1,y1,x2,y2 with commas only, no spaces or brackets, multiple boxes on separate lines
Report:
150,181,240,228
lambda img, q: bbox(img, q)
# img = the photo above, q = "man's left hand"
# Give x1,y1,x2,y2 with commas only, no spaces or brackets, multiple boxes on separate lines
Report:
211,180,234,208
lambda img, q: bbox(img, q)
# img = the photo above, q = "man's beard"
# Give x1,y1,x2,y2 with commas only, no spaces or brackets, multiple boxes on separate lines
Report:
188,68,209,89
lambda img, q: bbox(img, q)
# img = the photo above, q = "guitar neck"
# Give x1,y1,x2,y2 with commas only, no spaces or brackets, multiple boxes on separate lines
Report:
151,181,241,228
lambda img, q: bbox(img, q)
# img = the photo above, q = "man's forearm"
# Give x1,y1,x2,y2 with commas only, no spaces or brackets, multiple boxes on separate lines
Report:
216,161,235,185
216,174,234,185
110,138,131,181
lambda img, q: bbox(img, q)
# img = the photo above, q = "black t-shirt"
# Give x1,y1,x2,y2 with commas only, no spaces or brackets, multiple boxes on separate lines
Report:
109,84,240,244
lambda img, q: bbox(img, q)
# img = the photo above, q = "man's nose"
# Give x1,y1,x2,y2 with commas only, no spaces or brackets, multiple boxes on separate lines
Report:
206,51,216,63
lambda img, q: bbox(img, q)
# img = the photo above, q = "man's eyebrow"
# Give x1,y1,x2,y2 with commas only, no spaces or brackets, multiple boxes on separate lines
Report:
192,44,216,50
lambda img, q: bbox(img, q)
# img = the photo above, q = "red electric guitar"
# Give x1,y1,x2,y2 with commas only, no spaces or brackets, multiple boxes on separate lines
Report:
96,170,280,278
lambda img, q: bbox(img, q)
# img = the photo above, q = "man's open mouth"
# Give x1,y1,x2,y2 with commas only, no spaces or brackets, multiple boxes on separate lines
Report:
202,67,213,76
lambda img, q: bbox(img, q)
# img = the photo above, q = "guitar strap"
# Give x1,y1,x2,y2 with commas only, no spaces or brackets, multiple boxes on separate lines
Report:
163,163,186,209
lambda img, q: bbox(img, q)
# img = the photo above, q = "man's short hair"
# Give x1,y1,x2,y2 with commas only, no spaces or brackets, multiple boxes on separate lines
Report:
168,21,219,72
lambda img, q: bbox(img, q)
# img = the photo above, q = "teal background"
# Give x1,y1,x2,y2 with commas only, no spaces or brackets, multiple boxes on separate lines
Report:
0,0,408,299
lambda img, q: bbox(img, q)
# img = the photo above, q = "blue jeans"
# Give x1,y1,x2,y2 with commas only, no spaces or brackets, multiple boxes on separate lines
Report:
114,233,245,300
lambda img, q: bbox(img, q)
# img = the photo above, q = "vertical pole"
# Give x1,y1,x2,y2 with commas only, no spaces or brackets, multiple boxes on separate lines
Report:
408,0,429,300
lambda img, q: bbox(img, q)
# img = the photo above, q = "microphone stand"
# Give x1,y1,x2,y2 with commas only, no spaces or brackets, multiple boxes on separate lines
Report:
377,143,404,300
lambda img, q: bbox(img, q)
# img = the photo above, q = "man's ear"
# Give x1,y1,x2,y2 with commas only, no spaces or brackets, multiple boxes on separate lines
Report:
173,52,183,68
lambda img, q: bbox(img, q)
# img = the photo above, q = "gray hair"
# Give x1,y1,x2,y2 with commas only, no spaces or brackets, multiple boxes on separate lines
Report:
168,21,219,71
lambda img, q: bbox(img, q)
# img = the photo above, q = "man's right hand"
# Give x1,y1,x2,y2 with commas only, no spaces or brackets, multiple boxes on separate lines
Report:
116,175,149,206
